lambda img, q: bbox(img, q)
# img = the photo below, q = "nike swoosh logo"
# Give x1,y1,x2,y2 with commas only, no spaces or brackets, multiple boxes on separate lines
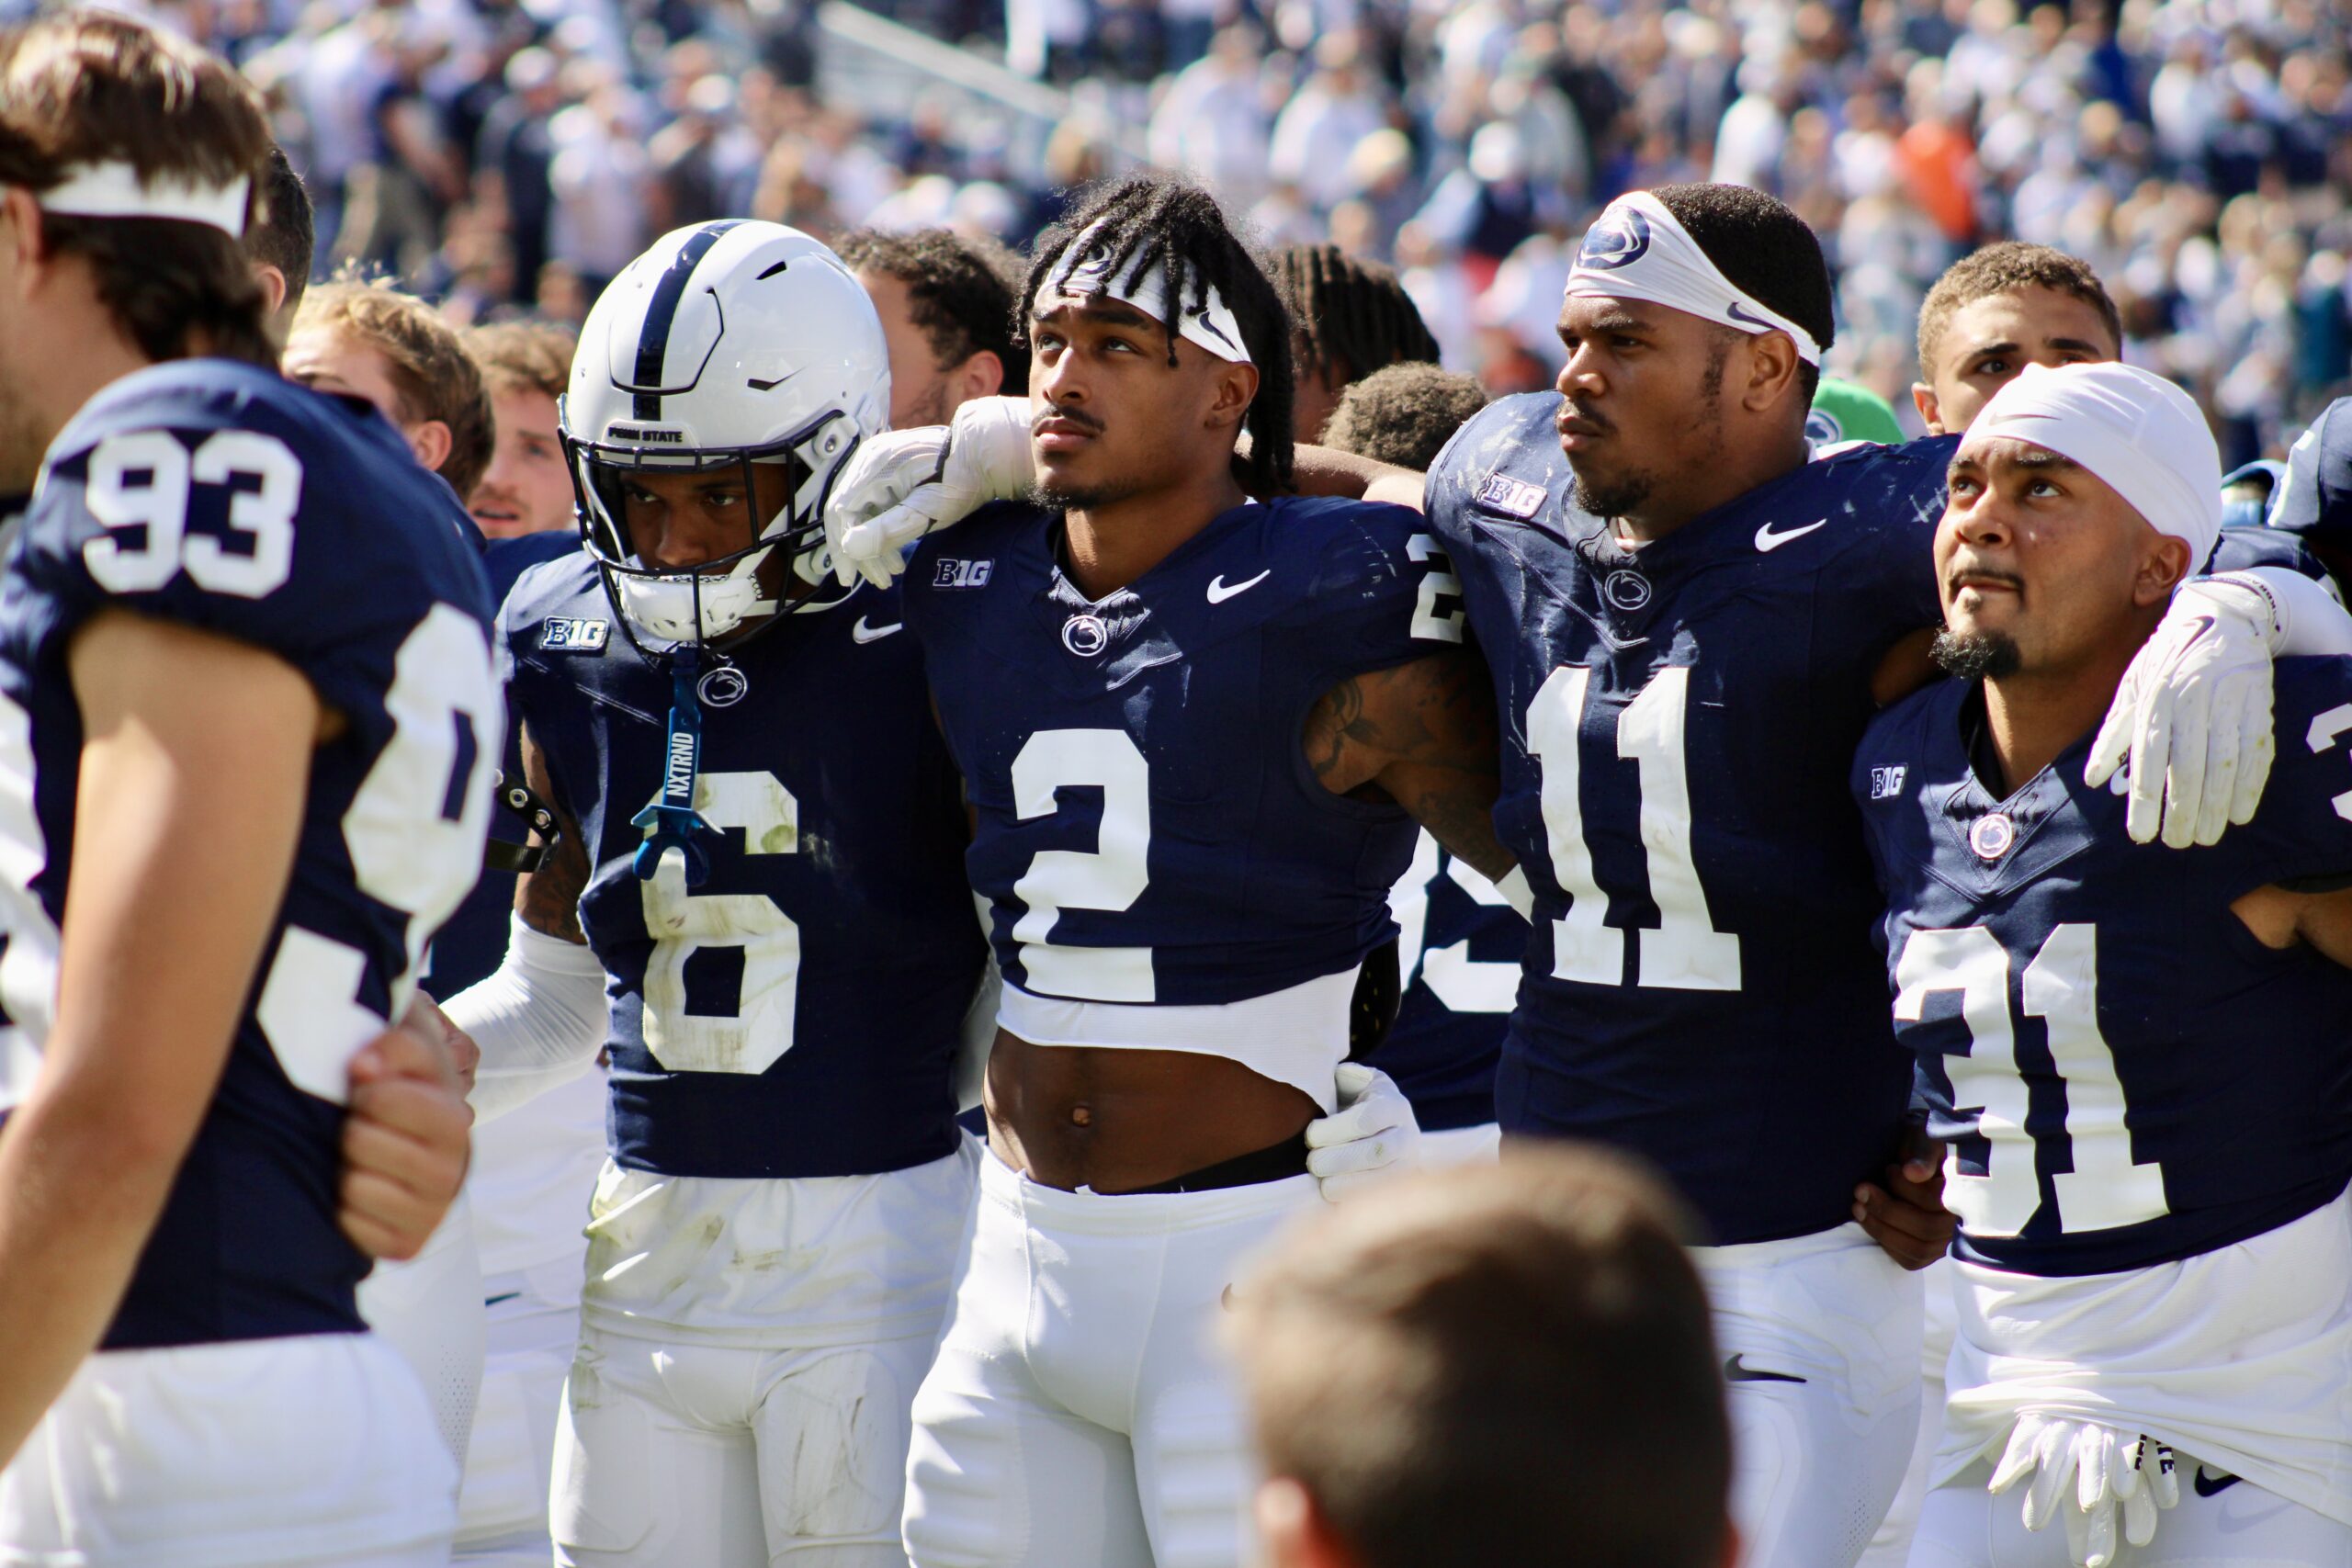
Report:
1723,1354,1806,1384
2193,1468,2240,1497
1755,518,1829,552
483,1291,523,1308
852,616,903,643
1726,300,1774,331
1205,570,1271,604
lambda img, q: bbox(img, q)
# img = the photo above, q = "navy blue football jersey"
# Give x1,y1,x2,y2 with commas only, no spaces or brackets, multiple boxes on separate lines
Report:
904,496,1454,1009
1426,391,1956,1243
503,556,985,1179
1382,832,1520,1131
0,361,502,1348
2206,522,2330,581
1857,660,2352,1276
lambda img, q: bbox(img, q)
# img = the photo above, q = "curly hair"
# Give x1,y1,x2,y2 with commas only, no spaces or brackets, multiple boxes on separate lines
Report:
1916,242,2123,378
295,274,494,500
1321,362,1489,471
1021,173,1295,495
835,227,1028,390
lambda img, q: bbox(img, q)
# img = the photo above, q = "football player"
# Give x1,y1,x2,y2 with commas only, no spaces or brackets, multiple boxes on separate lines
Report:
1864,237,2334,1568
1398,186,2349,1568
0,14,502,1565
1861,360,2352,1567
443,218,1416,1567
831,173,1497,1568
825,182,2352,1568
1318,364,1517,1165
441,220,987,1568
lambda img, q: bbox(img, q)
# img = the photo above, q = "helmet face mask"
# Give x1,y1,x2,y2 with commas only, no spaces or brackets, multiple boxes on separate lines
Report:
561,407,856,654
559,220,890,663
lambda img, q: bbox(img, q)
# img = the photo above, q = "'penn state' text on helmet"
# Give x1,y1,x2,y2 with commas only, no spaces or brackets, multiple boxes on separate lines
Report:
560,220,891,653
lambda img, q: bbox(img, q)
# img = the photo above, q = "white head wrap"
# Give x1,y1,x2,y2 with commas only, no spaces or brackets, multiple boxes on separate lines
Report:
37,160,250,238
1035,219,1253,365
1563,190,1822,366
1967,361,2223,569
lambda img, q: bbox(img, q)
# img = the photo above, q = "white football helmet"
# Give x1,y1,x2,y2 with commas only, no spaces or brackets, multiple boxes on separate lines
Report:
560,220,890,650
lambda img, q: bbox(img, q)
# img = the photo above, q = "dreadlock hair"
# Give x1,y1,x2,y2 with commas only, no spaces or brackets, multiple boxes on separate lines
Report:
1649,184,1834,405
1916,242,2122,380
1274,244,1441,390
1021,173,1295,496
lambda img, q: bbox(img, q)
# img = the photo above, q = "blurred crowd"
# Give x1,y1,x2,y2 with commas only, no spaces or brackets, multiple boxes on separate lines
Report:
77,0,2352,467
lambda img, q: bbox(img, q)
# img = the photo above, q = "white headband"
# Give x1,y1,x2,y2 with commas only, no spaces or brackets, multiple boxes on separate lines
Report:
1564,191,1822,366
1967,361,2223,570
38,160,250,238
1036,220,1253,365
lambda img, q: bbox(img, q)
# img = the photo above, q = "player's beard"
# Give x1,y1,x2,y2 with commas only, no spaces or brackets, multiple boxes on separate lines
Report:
1031,472,1146,513
1931,627,2023,681
1569,463,1657,522
1570,334,1731,525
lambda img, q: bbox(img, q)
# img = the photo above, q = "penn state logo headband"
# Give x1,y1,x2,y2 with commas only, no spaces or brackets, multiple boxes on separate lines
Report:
36,160,250,238
1035,220,1254,366
1564,192,1821,367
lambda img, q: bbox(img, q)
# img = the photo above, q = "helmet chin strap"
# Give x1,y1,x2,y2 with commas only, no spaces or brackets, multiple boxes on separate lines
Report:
630,575,725,886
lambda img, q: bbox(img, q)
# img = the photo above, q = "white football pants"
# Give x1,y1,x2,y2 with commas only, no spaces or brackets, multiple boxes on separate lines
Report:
1696,1223,1927,1568
356,1189,486,1475
901,1146,1320,1568
453,1257,584,1567
550,1325,939,1567
1860,1258,1958,1568
0,1333,456,1568
1910,1456,2352,1567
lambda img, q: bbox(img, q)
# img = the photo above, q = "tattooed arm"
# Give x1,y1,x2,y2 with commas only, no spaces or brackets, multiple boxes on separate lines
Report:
1302,646,1514,880
513,719,590,943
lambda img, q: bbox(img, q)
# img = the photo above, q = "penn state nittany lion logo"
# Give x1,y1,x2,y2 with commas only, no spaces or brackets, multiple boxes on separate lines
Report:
1577,208,1651,271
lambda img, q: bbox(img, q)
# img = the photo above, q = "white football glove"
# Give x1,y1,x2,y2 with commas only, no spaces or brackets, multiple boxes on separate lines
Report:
822,395,1035,589
1305,1064,1421,1201
2085,575,2279,849
1988,1413,2179,1568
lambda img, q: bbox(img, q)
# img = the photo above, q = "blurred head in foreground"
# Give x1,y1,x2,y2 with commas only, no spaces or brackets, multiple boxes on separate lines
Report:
1225,1145,1736,1568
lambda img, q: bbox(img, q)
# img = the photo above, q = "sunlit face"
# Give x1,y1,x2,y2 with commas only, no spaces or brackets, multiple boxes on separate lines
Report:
470,386,572,537
1552,294,1740,523
284,327,411,429
1919,288,2119,435
859,268,956,431
1027,295,1247,513
614,462,795,573
1933,434,2185,681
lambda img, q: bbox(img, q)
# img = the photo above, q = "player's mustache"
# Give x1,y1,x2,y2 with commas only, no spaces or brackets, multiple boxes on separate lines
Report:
1555,403,1612,438
1946,560,2026,593
1034,405,1104,436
